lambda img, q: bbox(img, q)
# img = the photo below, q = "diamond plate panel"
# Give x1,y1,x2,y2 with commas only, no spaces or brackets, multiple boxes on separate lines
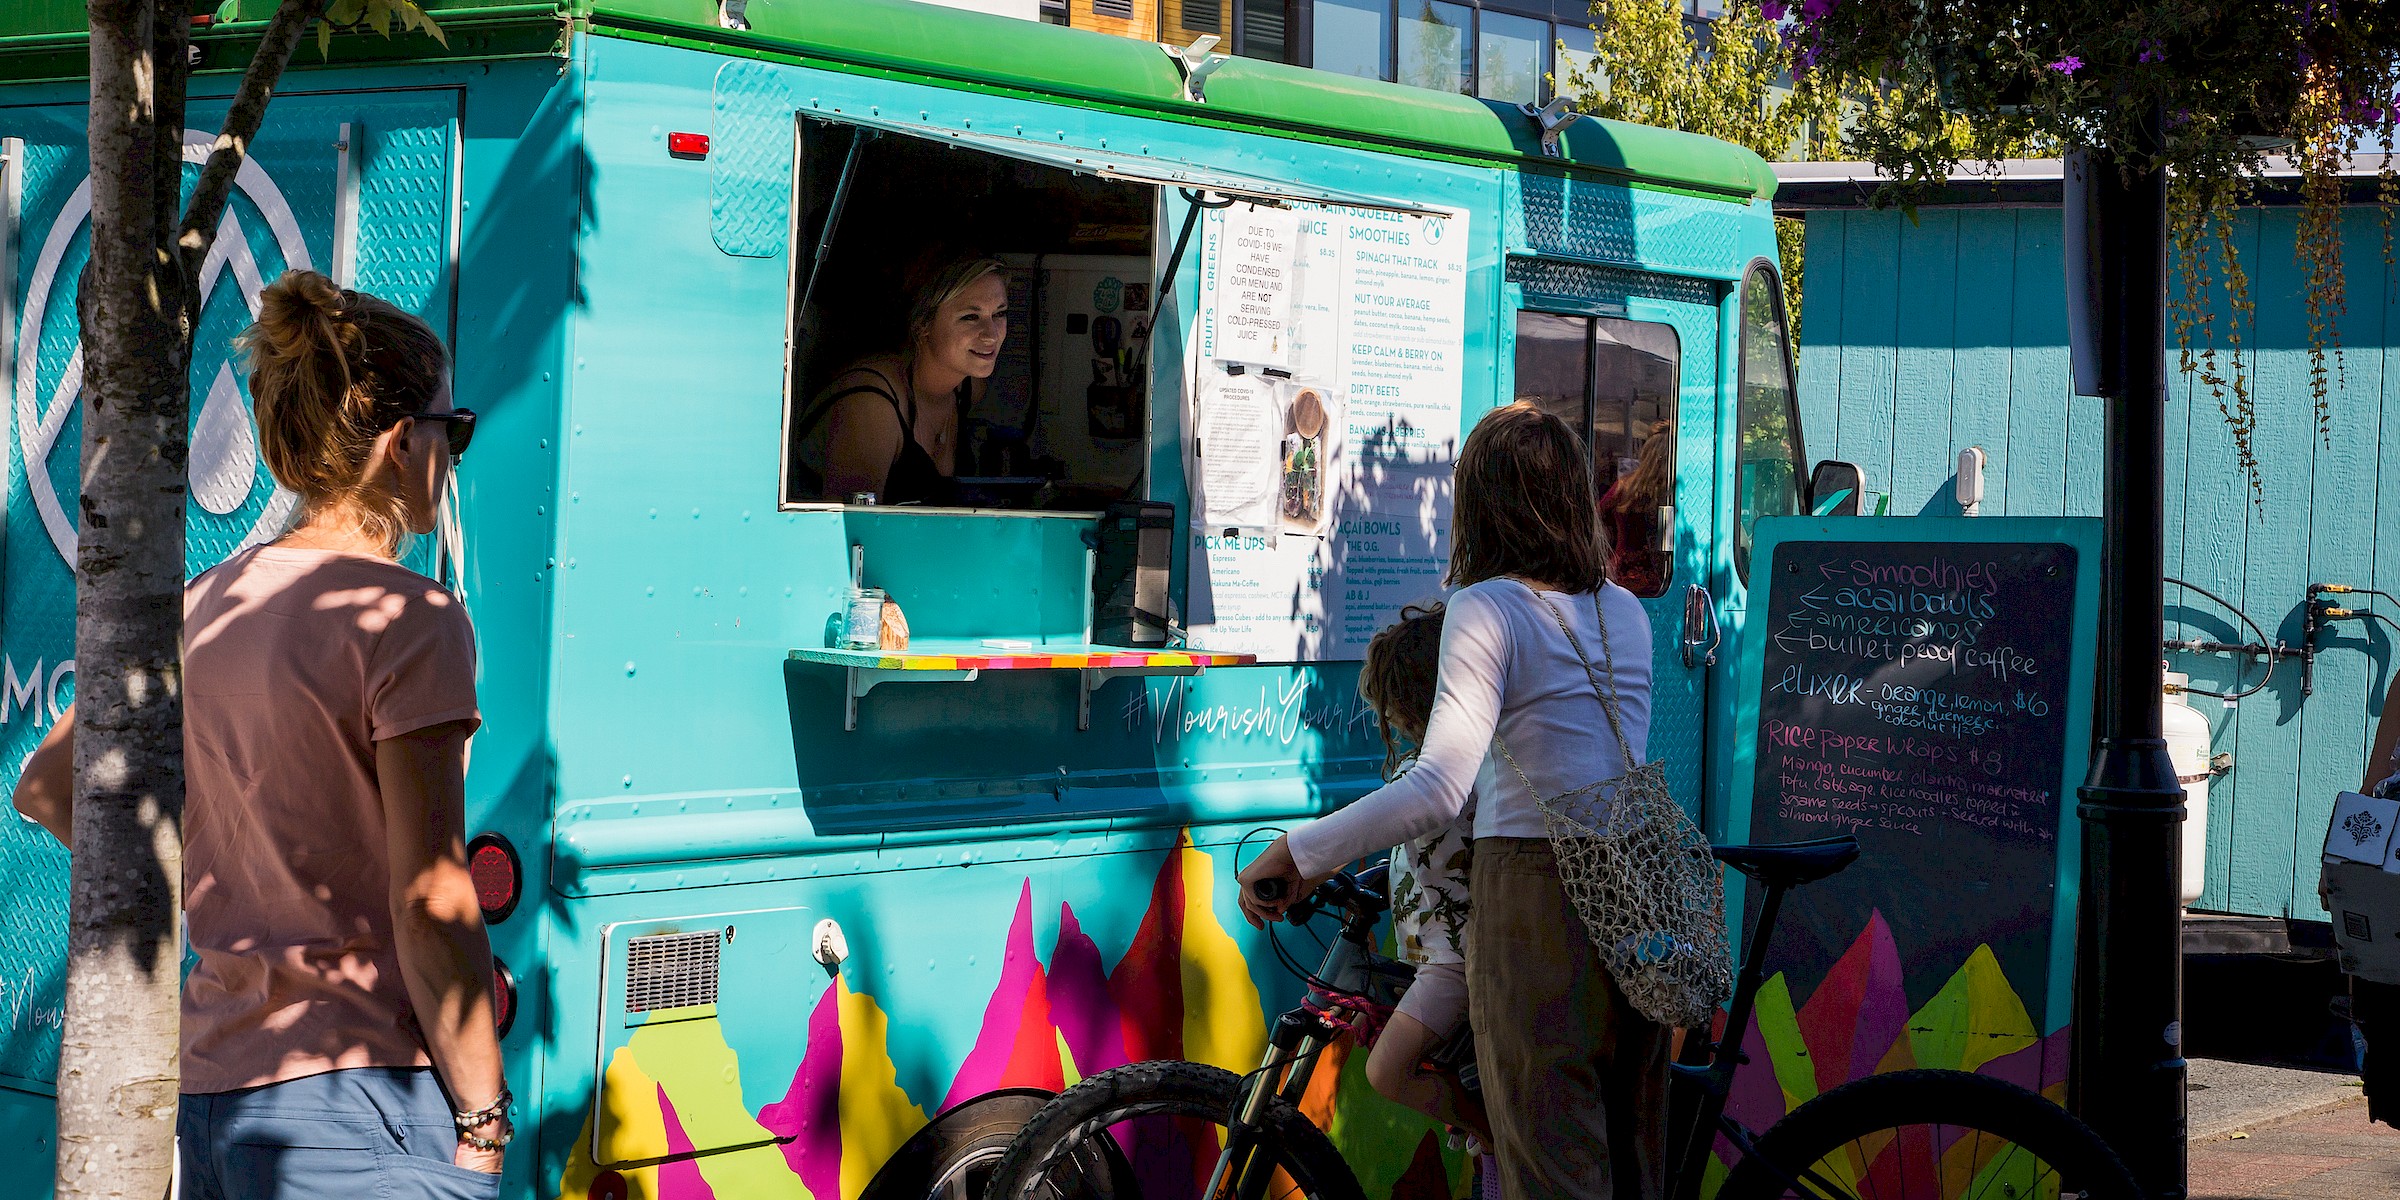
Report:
0,93,456,1086
712,60,797,259
1521,171,1748,280
348,99,459,315
1507,257,1719,309
2,108,91,1088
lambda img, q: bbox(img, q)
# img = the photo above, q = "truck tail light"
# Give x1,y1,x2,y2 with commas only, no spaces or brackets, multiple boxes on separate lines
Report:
668,132,710,159
467,832,521,923
492,957,518,1038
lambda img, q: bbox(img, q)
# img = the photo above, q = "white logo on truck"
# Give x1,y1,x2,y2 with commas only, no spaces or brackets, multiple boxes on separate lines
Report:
16,129,313,566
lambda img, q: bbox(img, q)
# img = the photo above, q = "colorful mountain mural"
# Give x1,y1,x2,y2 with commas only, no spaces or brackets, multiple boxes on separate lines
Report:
550,834,1460,1200
1712,910,2072,1192
548,843,2064,1200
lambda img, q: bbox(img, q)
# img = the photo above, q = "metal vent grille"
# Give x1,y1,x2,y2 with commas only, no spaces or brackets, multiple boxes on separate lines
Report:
1093,0,1133,18
624,930,721,1014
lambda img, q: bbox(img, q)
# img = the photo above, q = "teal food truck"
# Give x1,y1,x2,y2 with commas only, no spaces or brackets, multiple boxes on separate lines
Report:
0,2,1835,1196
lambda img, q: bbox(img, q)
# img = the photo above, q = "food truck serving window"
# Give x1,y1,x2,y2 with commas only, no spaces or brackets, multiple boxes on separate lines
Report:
778,118,1447,515
781,120,1165,512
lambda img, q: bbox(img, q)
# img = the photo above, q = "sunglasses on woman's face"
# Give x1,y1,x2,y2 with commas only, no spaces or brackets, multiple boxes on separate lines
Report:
408,409,478,461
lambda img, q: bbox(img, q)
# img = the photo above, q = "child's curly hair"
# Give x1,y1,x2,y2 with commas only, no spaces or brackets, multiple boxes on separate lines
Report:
1358,602,1446,782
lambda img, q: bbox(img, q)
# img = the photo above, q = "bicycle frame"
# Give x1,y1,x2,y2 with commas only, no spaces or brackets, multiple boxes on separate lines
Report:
1207,887,1398,1200
1667,873,1855,1200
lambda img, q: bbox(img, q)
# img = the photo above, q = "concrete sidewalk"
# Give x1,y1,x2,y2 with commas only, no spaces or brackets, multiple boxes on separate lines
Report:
2190,1059,2365,1140
2188,1058,2400,1198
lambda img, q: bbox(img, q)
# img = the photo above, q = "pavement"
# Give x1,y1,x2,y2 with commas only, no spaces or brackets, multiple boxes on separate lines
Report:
2188,1058,2400,1198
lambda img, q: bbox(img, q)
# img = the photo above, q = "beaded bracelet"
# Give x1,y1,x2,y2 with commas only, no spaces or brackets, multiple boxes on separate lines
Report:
454,1086,513,1136
459,1121,514,1152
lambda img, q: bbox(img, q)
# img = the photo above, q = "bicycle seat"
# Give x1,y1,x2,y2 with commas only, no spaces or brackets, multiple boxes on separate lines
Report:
1711,837,1860,887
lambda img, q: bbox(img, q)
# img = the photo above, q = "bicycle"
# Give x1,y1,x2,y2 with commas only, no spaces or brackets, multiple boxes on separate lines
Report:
983,833,2142,1200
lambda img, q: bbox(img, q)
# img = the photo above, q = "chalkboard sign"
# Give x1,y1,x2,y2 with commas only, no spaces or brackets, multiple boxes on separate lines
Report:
1734,518,2101,1049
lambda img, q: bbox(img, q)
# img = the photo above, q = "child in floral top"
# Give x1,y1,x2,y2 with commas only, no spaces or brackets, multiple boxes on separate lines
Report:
1359,604,1486,1141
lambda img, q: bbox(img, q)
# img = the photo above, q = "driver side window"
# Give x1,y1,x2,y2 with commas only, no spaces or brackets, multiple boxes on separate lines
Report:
1734,265,1805,584
1511,311,1680,598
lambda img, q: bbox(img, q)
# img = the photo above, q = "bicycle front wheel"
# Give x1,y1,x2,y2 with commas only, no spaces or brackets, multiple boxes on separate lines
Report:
982,1060,1368,1200
1717,1069,2141,1200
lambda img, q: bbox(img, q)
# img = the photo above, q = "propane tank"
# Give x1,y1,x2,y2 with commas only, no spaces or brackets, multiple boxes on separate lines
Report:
2162,669,2213,907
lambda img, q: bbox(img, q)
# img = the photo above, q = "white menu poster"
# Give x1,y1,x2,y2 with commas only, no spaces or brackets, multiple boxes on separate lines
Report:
1186,203,1470,661
1192,370,1281,534
1206,206,1300,369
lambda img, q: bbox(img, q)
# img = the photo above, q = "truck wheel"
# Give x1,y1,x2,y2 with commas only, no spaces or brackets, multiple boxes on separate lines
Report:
862,1088,1134,1200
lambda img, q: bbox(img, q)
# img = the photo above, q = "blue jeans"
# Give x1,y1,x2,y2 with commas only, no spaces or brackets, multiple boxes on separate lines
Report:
178,1067,502,1200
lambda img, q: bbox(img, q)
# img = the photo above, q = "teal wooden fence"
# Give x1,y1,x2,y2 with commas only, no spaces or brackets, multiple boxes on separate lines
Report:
1795,204,2400,924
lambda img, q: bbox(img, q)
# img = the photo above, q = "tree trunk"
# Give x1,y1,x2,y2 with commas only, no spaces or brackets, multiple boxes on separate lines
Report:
60,0,192,1196
62,1,332,1192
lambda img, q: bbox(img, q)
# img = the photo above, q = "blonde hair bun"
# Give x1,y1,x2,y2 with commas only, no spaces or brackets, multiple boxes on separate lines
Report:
236,270,449,552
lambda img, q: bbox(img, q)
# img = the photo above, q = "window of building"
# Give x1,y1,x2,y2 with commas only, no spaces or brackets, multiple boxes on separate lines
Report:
1397,1,1473,95
1733,264,1805,584
1312,0,1393,80
1179,0,1223,33
1234,0,1294,60
1475,9,1545,104
1512,311,1681,597
1554,20,1600,100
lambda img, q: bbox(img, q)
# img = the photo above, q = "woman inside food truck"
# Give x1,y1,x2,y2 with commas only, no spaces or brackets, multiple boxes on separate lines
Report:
787,254,1010,504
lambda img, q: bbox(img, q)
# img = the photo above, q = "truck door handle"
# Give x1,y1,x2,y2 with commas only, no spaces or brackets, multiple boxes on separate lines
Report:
1681,583,1720,669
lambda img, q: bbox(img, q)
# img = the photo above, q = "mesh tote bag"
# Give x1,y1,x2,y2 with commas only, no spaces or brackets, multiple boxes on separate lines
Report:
1493,589,1733,1029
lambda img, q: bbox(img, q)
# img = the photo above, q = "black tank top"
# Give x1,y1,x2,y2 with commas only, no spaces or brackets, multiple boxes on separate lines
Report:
791,369,965,506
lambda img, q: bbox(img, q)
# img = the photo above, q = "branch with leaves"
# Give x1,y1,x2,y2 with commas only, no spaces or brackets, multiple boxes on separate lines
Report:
1773,0,2400,495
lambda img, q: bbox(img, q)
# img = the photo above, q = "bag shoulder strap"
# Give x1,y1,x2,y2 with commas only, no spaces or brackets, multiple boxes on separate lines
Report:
1492,584,1640,800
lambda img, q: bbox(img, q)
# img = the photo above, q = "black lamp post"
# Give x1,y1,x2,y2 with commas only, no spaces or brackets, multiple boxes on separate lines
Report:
2067,115,2190,1200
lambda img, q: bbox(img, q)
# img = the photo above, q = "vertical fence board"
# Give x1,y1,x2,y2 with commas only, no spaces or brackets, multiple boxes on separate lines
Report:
2290,208,2390,917
2006,212,2071,516
2374,241,2400,803
1836,210,1903,491
1798,212,1848,466
2181,210,2264,911
1949,210,2019,516
2229,208,2316,916
1893,211,1961,514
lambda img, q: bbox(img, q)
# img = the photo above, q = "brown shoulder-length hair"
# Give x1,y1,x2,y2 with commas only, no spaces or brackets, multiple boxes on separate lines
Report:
1447,401,1605,592
1359,602,1446,782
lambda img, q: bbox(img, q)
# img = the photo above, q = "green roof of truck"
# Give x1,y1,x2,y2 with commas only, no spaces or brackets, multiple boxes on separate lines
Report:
0,0,1775,200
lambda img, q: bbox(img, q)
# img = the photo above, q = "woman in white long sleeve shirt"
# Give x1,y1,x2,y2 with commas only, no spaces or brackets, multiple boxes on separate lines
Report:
1238,401,1666,1200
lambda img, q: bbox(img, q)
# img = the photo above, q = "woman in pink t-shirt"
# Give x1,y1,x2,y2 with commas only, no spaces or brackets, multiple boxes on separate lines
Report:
15,271,503,1198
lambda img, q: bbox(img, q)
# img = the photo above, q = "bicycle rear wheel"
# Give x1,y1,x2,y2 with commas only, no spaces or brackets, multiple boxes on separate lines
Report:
1716,1069,2140,1200
982,1060,1367,1200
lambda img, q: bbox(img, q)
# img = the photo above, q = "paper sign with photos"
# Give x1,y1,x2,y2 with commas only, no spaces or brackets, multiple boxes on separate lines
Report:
2326,791,2400,867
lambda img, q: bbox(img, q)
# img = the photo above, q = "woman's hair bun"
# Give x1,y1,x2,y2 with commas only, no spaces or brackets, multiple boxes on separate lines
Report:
237,270,449,551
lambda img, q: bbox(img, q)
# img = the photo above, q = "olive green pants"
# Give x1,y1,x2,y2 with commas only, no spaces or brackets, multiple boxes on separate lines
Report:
1468,837,1671,1200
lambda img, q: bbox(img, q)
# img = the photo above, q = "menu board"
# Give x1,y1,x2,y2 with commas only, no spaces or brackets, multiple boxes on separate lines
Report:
1741,530,2092,1012
1185,201,1469,661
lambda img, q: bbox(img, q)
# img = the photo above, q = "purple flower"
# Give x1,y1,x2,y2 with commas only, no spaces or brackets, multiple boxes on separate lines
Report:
1761,0,1787,18
2046,55,2083,75
2138,39,2163,64
1798,0,1835,21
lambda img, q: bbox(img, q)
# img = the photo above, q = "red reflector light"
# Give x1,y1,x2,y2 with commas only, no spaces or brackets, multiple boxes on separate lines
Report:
592,1170,629,1200
492,957,518,1038
467,832,521,923
668,132,710,159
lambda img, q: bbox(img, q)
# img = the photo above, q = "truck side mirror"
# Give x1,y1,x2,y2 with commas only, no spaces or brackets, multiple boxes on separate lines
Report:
1808,460,1864,517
